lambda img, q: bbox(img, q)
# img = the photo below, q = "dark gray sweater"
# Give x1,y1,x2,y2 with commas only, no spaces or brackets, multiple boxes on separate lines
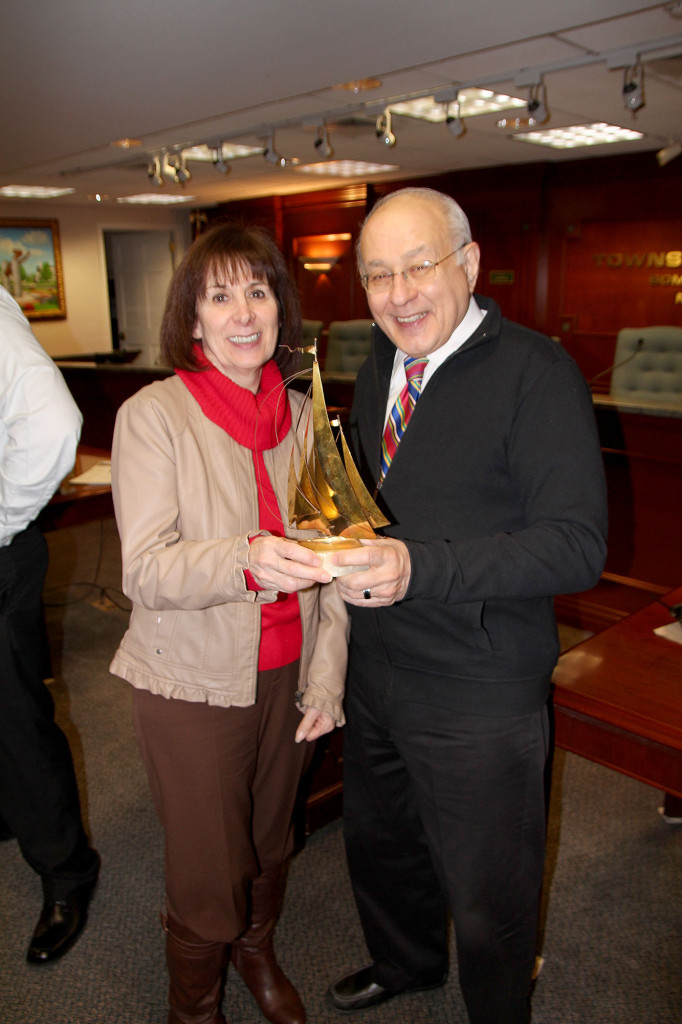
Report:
348,296,608,716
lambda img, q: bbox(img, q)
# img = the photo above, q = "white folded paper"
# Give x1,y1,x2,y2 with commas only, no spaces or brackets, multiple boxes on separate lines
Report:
653,621,682,646
69,460,112,485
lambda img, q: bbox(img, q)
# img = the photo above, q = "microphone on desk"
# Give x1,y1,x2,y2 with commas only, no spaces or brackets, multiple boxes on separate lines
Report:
587,336,644,386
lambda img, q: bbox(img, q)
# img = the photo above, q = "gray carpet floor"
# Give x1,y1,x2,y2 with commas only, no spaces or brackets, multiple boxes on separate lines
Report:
0,519,680,1023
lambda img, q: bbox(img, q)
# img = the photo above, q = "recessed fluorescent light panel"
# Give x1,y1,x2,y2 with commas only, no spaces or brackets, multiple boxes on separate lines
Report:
117,193,197,204
389,89,526,122
513,123,644,149
181,143,263,162
296,159,398,177
0,185,76,198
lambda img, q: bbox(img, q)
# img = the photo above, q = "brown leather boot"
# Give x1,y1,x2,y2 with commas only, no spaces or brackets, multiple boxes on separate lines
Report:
165,915,228,1024
230,868,306,1024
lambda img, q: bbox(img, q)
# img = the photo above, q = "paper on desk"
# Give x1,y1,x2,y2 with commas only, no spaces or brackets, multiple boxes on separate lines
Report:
654,621,682,646
69,460,112,485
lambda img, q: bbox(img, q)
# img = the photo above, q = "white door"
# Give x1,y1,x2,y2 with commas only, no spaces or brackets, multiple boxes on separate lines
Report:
106,230,175,365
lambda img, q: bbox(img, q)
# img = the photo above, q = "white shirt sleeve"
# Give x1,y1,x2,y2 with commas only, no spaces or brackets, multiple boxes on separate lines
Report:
0,287,82,546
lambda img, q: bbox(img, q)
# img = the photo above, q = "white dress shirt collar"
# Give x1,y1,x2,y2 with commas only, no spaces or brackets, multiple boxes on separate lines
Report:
384,296,486,423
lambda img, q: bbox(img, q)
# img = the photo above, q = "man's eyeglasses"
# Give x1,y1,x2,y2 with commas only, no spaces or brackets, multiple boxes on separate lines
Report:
361,242,468,294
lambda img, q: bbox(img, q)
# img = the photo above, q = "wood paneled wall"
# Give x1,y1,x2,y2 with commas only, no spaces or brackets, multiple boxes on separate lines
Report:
203,152,682,383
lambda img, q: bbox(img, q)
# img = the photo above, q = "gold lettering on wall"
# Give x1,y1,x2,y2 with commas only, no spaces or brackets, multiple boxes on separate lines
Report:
650,275,682,286
563,221,682,332
592,251,682,268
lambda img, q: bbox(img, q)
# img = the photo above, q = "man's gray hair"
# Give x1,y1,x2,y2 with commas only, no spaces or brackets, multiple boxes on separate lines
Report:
356,187,472,275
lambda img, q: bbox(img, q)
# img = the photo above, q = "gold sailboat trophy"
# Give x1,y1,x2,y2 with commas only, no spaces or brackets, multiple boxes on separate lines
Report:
288,347,389,577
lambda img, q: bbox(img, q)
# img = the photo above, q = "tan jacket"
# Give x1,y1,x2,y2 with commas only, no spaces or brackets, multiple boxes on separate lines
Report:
109,375,347,724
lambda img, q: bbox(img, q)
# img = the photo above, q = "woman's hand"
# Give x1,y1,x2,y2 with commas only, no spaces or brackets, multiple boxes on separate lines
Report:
248,535,332,591
295,706,336,743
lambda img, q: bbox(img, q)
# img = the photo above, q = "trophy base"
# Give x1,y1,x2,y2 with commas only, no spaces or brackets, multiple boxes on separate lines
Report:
297,536,368,578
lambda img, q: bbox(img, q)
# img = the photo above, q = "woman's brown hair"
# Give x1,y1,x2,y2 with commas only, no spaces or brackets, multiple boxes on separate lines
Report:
160,221,302,378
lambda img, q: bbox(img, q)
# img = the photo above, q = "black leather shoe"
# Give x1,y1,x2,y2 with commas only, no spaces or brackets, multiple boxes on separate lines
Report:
327,965,447,1013
26,876,98,964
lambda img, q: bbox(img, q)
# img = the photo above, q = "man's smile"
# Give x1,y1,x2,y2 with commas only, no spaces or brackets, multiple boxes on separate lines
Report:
395,312,427,324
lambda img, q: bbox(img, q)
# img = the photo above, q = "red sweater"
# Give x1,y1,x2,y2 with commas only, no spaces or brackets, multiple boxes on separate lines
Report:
177,349,302,670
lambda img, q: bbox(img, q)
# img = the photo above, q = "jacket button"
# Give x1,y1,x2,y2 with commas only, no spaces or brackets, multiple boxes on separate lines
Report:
156,648,163,655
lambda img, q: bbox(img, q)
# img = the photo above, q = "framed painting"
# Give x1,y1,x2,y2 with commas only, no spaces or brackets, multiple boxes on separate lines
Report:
0,219,66,319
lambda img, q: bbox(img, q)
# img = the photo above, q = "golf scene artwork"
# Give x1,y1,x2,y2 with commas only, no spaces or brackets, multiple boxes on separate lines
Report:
0,219,66,319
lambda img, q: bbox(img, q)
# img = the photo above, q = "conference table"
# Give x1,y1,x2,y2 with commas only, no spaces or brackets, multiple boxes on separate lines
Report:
552,585,682,812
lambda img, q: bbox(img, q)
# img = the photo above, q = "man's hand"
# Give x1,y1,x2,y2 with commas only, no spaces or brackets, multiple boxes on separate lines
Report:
333,537,411,607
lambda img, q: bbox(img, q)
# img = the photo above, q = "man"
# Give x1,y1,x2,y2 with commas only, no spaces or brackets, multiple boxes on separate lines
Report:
0,284,100,963
327,188,607,1023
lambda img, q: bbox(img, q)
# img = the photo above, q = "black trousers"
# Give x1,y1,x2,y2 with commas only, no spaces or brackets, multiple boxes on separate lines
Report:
0,524,97,900
342,646,549,1024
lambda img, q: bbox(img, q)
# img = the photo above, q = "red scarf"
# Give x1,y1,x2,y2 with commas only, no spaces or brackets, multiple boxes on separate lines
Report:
176,346,291,449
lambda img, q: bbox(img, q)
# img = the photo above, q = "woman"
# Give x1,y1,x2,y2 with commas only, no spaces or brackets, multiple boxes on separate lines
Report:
109,223,347,1024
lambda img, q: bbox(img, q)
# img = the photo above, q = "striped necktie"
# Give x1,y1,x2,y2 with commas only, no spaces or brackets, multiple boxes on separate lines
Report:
379,356,429,481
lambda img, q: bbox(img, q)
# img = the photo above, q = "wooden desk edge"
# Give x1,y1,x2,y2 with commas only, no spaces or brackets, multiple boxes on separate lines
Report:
552,586,682,797
553,704,682,798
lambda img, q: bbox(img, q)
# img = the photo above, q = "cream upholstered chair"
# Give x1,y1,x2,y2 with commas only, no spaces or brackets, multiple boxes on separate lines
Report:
610,326,682,403
325,319,373,373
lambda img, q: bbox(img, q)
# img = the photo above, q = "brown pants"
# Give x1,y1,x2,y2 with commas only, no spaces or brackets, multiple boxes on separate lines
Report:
133,662,312,943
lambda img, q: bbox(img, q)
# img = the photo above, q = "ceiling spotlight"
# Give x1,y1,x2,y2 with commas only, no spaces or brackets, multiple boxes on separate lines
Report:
314,124,333,159
527,82,549,126
375,110,396,147
445,94,465,138
147,155,163,187
163,153,191,185
174,158,191,184
263,132,284,166
657,140,682,166
623,63,644,113
212,144,231,174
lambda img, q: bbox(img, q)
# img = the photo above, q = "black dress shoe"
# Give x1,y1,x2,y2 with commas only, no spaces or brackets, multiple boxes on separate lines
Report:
26,879,97,964
327,965,447,1013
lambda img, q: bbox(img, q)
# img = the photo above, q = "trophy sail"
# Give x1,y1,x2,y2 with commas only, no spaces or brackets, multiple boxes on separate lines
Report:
288,357,389,573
